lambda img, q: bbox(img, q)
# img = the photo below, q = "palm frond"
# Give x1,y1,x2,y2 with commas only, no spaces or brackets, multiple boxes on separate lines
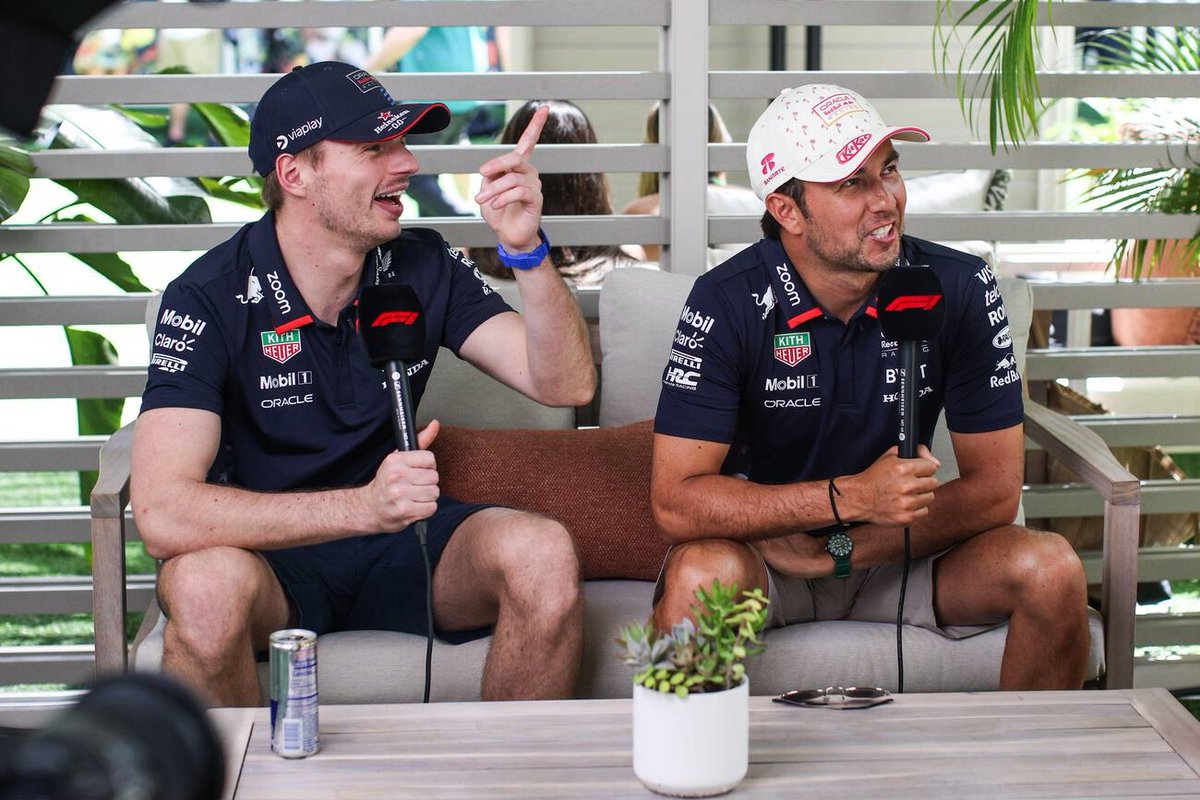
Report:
935,0,1050,153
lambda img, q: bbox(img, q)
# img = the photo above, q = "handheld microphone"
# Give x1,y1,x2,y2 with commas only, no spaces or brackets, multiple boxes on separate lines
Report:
875,265,945,695
876,266,946,458
358,283,435,704
359,284,426,453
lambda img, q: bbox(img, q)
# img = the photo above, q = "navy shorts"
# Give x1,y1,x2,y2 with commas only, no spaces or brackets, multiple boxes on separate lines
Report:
262,496,493,644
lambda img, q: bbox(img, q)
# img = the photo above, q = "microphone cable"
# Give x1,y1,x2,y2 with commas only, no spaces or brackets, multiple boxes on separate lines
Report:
416,521,433,704
896,526,911,694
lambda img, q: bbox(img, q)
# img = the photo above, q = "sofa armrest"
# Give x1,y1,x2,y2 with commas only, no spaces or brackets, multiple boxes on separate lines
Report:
90,420,136,675
1023,400,1140,689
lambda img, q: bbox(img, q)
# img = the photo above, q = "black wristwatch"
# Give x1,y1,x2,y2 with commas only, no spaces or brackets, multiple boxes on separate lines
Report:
825,531,854,579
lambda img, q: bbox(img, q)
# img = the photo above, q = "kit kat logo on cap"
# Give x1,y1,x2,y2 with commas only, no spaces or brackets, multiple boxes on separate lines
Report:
346,68,383,93
836,133,873,164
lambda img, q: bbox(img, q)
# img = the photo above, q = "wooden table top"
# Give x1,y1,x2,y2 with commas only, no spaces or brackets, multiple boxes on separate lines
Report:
211,689,1200,799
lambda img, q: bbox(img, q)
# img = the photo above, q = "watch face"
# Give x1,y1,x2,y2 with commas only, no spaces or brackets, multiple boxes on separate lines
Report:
827,532,853,557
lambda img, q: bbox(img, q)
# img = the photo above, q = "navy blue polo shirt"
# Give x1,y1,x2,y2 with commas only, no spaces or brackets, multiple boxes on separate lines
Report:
141,213,510,491
654,236,1023,485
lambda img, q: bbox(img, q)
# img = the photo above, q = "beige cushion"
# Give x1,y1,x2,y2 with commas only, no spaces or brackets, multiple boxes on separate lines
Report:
417,281,575,430
599,269,696,427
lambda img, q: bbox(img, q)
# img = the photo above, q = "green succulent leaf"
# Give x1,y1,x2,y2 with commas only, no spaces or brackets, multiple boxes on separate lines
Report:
620,580,770,692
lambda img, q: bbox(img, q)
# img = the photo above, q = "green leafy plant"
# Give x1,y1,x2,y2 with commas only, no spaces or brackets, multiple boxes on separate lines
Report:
934,0,1052,153
0,96,260,501
617,580,768,698
1069,27,1200,279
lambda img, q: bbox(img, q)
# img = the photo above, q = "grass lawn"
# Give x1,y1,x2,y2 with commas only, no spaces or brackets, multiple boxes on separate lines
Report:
1,471,149,692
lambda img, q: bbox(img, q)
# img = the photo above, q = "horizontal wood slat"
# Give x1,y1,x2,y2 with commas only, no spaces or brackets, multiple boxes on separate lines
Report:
1024,480,1200,518
47,72,671,105
714,0,1200,27
0,508,138,544
31,144,669,180
0,647,94,686
0,367,146,400
0,575,155,616
1026,349,1200,381
92,0,671,29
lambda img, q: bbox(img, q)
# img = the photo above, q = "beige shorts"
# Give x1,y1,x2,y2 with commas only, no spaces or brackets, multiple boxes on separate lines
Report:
655,544,1000,641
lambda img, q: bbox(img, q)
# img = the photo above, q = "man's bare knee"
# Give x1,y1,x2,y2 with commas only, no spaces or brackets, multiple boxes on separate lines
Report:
1007,529,1087,608
158,547,276,657
656,540,763,628
494,515,582,615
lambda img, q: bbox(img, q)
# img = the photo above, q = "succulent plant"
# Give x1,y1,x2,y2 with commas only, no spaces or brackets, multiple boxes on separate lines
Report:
617,580,768,698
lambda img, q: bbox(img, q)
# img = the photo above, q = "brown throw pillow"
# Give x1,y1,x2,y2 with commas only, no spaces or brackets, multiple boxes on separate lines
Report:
429,420,669,581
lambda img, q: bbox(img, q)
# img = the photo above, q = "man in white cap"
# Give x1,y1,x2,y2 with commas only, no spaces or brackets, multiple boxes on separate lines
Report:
650,85,1089,689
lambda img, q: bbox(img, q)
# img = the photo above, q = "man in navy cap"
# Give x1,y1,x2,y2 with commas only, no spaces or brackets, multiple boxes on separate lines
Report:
650,85,1089,689
132,62,595,705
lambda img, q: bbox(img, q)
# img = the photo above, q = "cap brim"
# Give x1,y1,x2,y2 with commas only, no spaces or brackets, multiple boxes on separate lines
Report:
326,102,452,144
798,126,930,184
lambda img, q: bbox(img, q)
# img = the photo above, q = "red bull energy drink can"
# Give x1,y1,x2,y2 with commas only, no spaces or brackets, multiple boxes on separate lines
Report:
269,628,319,758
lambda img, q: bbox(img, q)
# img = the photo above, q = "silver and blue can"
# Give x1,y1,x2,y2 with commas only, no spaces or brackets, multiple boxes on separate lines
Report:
269,628,320,758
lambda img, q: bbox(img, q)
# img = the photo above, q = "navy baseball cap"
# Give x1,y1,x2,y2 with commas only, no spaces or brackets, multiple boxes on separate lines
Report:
249,61,451,176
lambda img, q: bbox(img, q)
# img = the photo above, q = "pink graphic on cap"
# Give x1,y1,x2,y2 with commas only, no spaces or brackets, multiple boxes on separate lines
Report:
812,93,866,126
836,133,873,164
760,153,776,175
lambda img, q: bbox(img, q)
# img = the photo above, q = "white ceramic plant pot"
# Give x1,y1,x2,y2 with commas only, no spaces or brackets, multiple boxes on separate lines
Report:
631,678,749,797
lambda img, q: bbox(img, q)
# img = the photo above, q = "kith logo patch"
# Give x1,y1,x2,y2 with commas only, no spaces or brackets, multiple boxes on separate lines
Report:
774,332,812,366
261,330,302,364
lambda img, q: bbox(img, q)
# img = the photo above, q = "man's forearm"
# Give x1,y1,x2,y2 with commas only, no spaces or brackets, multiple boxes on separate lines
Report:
134,480,375,561
513,264,596,406
653,473,840,544
847,474,1019,569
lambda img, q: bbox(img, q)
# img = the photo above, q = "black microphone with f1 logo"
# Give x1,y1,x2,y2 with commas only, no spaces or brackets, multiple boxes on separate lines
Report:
875,264,946,695
357,282,437,703
876,266,946,459
359,284,426,454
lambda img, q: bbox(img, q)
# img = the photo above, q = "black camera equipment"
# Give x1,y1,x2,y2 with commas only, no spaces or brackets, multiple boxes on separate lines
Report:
0,672,224,800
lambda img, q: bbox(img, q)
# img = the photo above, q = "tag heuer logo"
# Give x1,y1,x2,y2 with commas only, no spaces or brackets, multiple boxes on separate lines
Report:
773,332,812,367
261,330,302,364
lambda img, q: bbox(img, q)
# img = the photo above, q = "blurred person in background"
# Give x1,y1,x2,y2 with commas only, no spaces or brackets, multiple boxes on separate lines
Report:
473,100,656,287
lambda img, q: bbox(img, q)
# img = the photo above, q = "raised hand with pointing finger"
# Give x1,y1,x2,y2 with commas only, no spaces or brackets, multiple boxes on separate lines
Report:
475,104,549,255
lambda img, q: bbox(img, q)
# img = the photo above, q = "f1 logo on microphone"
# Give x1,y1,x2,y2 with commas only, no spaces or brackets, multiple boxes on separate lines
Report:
884,294,942,312
370,311,420,327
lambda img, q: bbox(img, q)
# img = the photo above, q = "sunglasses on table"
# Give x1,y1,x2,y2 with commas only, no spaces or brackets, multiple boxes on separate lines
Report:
773,686,894,710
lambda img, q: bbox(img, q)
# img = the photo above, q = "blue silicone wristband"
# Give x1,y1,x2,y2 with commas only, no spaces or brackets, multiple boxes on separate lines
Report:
496,228,550,270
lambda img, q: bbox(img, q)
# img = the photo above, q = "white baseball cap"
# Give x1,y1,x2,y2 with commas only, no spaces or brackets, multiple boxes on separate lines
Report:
747,84,930,199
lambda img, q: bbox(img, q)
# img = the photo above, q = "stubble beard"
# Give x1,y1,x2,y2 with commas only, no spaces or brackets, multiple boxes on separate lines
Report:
807,221,902,275
313,192,397,253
